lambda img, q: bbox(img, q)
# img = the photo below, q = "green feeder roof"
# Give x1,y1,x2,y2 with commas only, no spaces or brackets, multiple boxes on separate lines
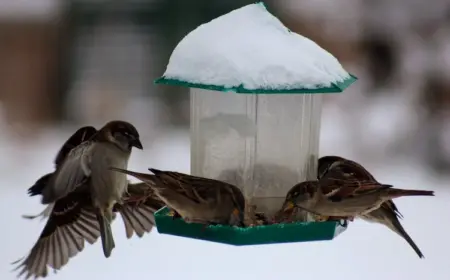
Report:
155,207,347,246
155,2,356,94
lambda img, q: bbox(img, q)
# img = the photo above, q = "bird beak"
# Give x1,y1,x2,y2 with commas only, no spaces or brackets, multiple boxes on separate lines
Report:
282,201,295,212
130,138,143,150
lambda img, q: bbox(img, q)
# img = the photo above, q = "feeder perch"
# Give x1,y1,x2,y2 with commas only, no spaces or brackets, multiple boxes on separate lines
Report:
154,2,356,245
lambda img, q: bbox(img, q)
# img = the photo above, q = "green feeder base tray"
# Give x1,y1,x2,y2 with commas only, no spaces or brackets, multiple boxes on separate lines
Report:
154,207,347,246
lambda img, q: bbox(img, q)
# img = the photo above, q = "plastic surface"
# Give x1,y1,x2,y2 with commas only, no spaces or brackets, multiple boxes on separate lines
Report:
190,88,322,216
154,74,357,94
154,207,347,246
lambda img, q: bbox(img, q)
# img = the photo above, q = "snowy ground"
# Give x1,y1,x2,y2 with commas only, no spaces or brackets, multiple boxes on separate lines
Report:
0,112,449,280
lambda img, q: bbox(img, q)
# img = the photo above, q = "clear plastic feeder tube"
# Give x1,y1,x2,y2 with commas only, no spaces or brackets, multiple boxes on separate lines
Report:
190,88,322,216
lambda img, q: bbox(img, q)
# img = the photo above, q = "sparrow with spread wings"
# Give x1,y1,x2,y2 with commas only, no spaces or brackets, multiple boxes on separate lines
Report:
109,168,246,227
318,155,429,258
14,122,164,279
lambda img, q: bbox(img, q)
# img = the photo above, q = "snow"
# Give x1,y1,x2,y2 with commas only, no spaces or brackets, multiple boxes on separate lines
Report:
1,119,449,280
162,3,351,91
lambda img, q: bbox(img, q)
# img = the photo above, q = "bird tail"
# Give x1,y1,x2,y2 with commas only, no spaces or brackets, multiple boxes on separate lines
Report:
388,215,424,258
96,211,115,258
27,173,53,197
109,167,159,187
388,189,434,198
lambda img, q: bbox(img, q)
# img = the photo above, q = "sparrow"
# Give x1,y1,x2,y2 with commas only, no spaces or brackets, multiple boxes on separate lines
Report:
109,167,246,227
41,120,143,259
13,122,149,279
280,179,434,219
318,155,427,258
23,125,160,238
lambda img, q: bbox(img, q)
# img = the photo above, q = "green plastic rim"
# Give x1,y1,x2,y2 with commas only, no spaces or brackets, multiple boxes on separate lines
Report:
154,207,347,246
154,74,357,94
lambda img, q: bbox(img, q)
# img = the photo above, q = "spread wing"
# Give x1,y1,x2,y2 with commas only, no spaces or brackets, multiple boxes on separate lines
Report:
42,142,93,204
22,204,54,221
26,127,96,200
13,192,100,279
54,126,97,167
115,182,164,238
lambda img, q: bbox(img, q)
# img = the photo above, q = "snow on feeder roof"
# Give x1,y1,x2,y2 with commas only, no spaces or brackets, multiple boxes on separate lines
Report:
155,2,356,93
153,2,355,245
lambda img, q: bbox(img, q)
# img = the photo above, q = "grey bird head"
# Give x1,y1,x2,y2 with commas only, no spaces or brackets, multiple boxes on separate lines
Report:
97,121,143,152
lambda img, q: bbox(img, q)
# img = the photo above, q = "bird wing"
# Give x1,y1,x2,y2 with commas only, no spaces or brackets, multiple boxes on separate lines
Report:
54,126,98,167
13,192,100,279
323,159,376,181
22,204,54,221
320,178,392,201
42,142,93,204
114,182,164,238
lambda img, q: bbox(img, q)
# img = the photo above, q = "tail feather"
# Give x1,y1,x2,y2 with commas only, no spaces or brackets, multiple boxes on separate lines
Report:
389,216,424,258
389,189,434,198
109,167,159,187
363,208,424,258
27,173,53,196
148,168,163,175
96,212,115,258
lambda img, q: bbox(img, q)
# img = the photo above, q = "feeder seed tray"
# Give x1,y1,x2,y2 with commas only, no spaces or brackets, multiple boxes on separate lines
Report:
154,207,347,246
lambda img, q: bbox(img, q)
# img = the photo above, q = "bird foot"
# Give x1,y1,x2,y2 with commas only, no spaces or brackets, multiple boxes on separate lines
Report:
338,219,348,227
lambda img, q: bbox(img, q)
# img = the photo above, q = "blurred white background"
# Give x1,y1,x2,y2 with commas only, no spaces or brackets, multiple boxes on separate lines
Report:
0,0,449,279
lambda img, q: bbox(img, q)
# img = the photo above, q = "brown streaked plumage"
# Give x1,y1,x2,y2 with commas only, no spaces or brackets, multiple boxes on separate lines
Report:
109,167,246,227
318,155,427,258
280,179,434,219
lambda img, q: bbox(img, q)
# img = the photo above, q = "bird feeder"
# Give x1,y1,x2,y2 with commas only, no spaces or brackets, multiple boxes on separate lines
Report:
154,2,356,245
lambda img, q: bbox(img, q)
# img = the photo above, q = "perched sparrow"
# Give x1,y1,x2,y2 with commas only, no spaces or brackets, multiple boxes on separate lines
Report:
280,179,434,218
318,155,426,258
109,167,246,226
14,122,147,279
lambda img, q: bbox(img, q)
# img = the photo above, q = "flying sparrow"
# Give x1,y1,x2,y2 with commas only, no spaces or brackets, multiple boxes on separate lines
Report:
23,125,160,238
109,167,246,227
280,179,434,218
318,155,427,258
14,122,144,279
41,120,143,259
